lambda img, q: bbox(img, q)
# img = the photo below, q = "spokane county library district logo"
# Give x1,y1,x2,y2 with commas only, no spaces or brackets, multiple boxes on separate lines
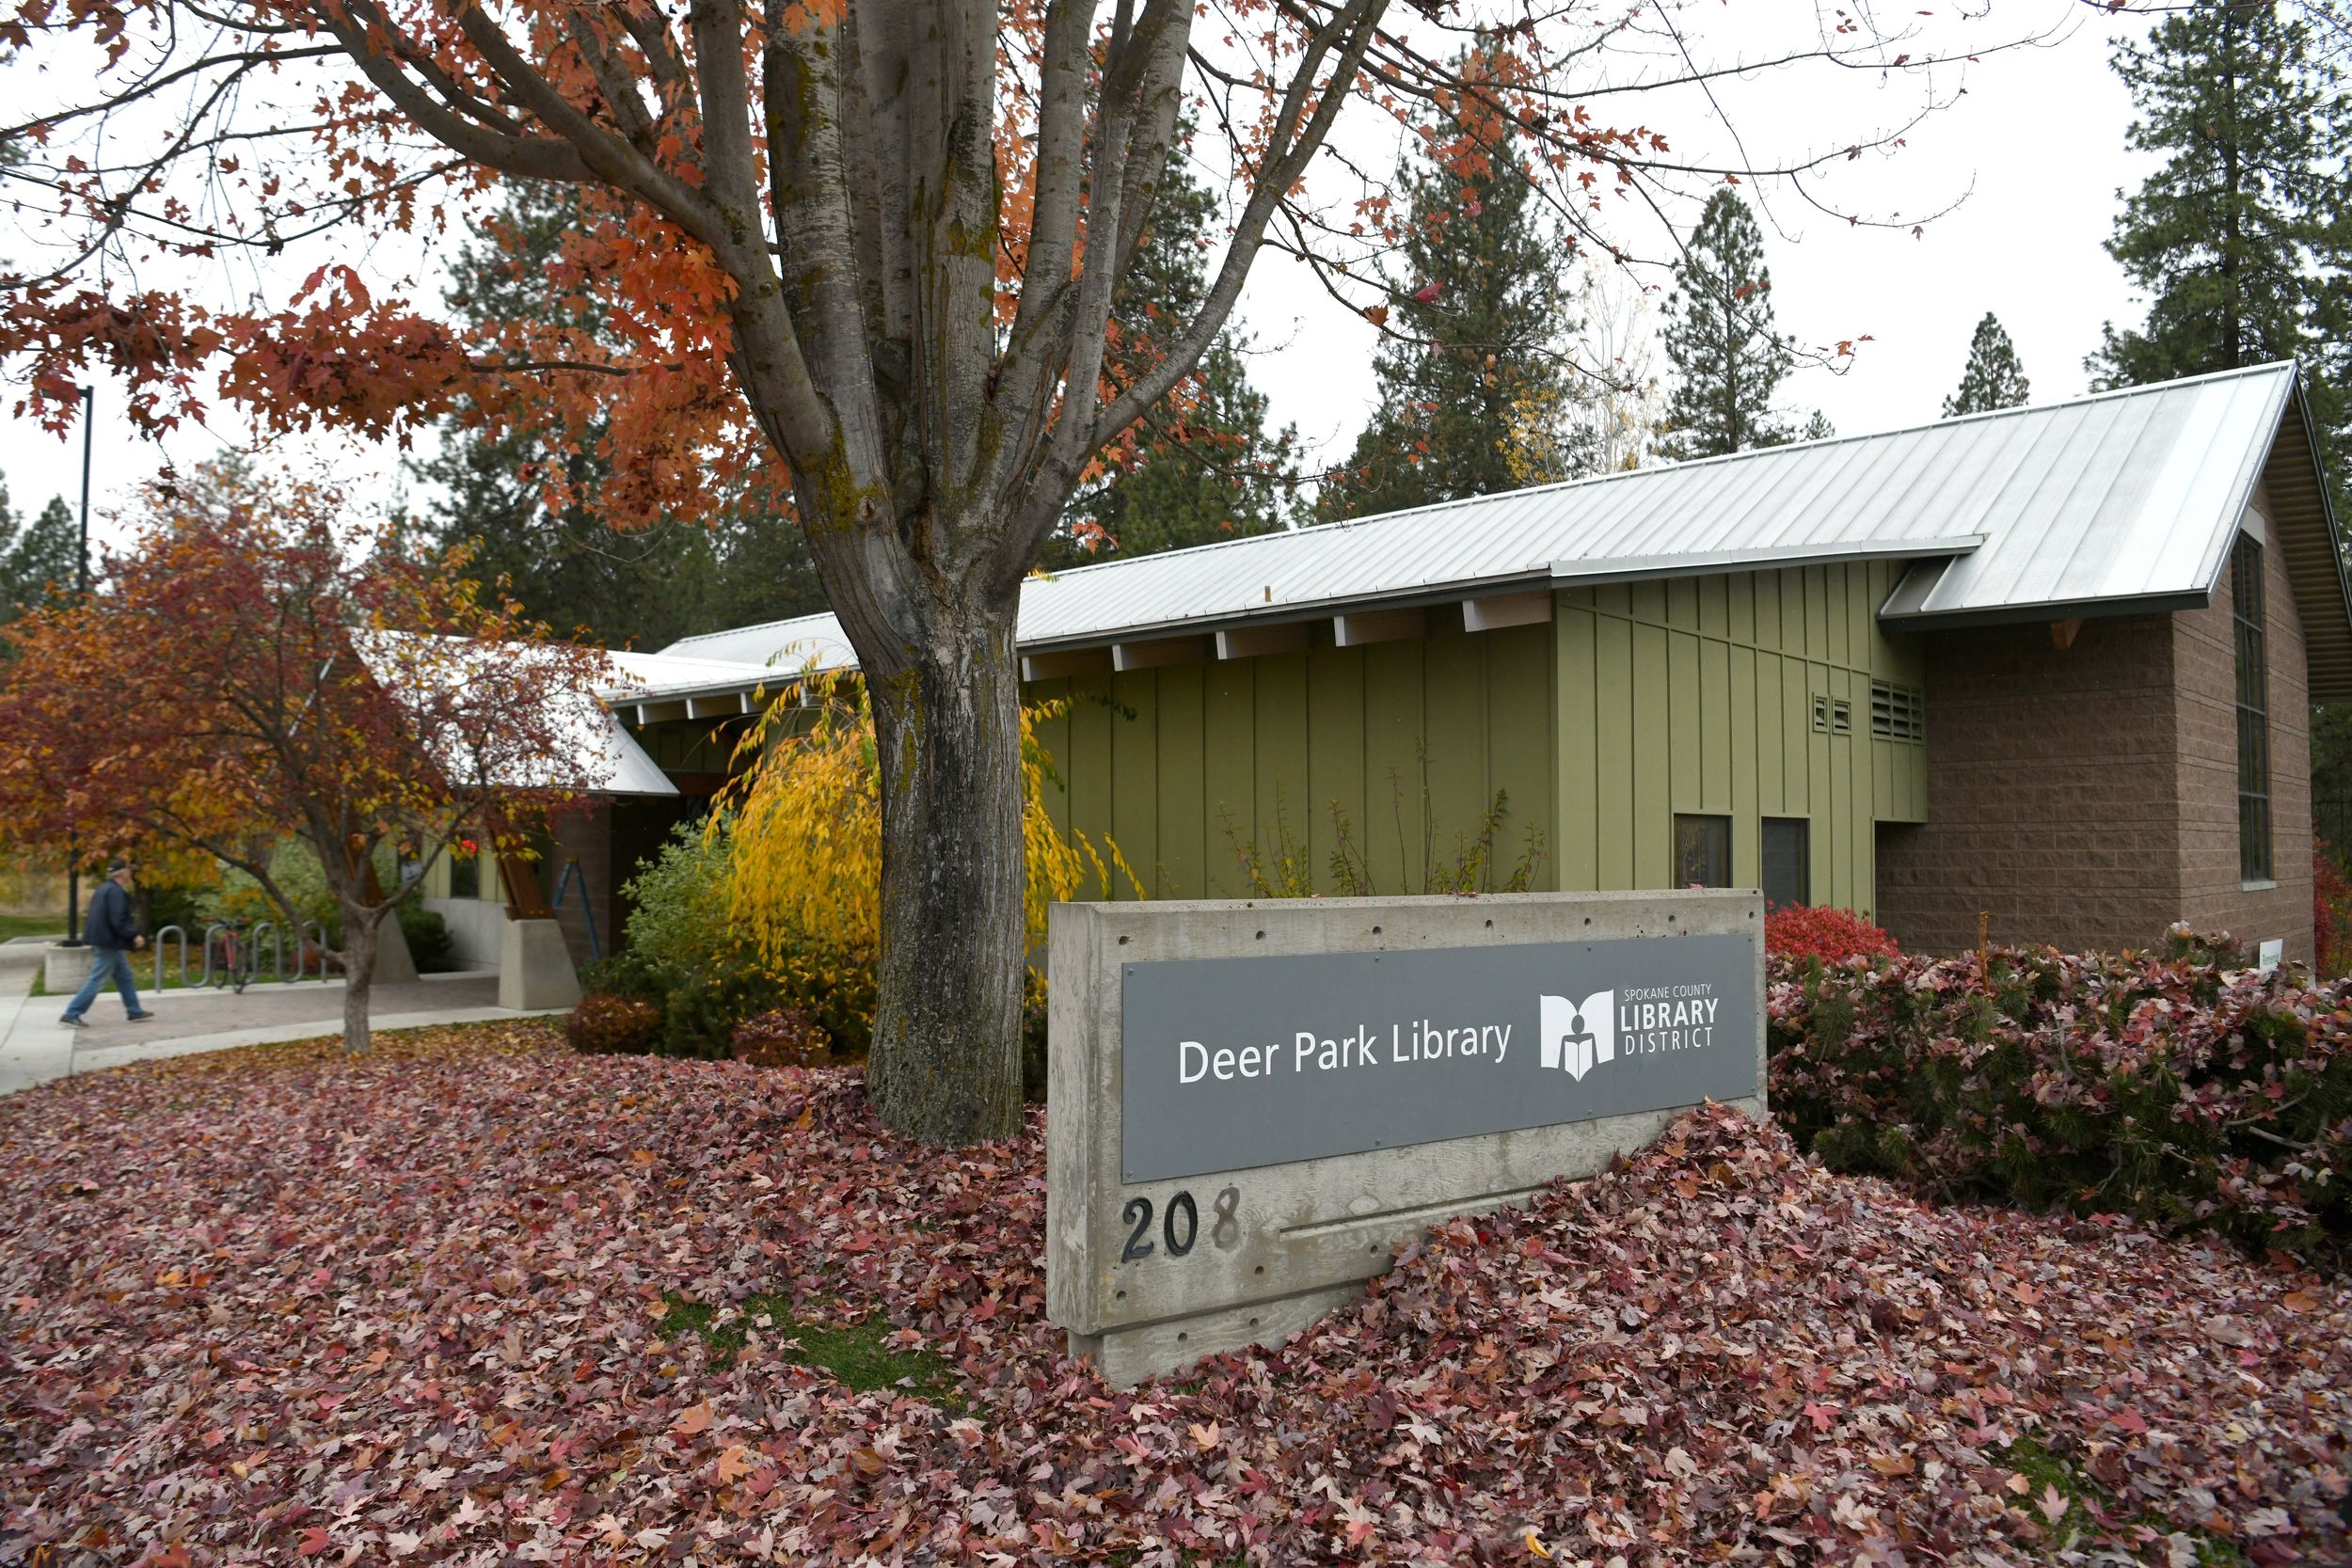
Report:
1120,932,1759,1184
1537,986,1725,1082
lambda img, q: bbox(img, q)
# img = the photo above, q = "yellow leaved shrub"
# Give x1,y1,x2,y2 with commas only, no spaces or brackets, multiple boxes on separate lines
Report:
714,667,1138,1012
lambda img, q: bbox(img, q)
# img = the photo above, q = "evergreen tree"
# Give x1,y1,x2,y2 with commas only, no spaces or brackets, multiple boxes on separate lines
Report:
2088,1,2349,450
418,182,824,645
1944,312,2032,415
1657,189,1794,459
1799,410,1836,442
0,487,80,624
1316,78,1581,521
1056,145,1302,562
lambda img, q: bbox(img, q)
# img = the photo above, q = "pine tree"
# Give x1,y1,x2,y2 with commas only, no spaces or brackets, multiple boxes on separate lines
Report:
1057,145,1302,562
1657,189,1793,460
1944,312,2032,416
2088,1,2349,447
417,182,825,645
0,488,80,624
1316,73,1581,521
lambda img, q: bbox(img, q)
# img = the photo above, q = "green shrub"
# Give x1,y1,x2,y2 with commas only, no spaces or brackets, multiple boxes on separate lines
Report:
396,901,455,973
619,820,738,975
141,881,209,939
594,819,881,1062
211,841,339,940
1767,930,2352,1271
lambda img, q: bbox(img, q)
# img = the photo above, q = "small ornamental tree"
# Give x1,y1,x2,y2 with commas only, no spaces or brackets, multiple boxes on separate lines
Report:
0,469,612,1053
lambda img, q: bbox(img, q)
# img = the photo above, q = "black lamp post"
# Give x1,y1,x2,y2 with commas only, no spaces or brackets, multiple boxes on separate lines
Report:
62,385,92,947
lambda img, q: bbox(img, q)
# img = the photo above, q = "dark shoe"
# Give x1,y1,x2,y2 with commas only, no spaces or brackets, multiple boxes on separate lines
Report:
57,1014,87,1028
127,1010,156,1022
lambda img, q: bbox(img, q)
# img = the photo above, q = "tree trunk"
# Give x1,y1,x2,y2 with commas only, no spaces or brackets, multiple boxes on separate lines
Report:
861,601,1028,1145
342,905,377,1056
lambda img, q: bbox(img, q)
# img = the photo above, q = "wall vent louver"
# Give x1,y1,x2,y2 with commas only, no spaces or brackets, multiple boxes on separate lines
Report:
1870,680,1925,742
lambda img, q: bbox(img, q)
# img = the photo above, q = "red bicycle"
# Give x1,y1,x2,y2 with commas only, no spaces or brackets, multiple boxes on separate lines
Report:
205,917,260,993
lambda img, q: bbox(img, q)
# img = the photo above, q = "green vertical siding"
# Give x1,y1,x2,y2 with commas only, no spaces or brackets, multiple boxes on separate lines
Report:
1021,559,1923,911
1552,561,1927,919
1027,617,1555,898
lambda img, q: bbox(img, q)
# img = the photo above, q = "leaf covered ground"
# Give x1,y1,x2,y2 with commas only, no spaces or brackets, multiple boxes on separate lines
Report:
1,1025,2345,1566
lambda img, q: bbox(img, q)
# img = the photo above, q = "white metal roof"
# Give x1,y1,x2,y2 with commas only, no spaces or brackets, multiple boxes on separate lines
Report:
358,632,679,797
1878,361,2297,625
600,647,802,701
660,361,2331,672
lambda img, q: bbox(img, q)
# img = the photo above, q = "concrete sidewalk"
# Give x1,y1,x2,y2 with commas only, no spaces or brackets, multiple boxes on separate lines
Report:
0,942,562,1094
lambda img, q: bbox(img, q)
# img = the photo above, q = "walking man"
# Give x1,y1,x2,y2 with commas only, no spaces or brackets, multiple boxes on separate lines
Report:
59,858,156,1028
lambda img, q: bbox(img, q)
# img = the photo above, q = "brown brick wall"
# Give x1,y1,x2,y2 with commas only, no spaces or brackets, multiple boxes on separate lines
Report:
1876,614,2186,955
548,801,613,969
2173,497,2313,962
1878,500,2316,962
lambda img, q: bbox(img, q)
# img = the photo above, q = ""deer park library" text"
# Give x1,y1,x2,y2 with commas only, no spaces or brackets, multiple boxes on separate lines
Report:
1172,989,1724,1086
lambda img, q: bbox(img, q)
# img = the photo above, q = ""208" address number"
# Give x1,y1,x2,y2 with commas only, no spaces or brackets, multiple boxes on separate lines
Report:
1119,1185,1241,1261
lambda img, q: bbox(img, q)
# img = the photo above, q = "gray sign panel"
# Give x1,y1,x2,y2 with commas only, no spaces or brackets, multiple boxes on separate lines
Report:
1119,933,1757,1182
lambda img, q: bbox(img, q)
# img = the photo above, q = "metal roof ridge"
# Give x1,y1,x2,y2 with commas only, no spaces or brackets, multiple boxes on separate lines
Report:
661,610,841,651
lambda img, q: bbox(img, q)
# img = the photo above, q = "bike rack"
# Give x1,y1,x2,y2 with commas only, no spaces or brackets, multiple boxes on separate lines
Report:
251,921,289,984
152,926,191,989
549,857,603,961
304,922,331,981
199,923,230,988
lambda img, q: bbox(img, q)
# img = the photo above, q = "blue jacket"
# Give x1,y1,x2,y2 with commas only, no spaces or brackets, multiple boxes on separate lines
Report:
85,879,139,950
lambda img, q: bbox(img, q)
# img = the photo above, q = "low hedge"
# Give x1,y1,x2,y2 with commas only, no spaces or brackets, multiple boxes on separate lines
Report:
579,935,878,1064
1768,927,2352,1271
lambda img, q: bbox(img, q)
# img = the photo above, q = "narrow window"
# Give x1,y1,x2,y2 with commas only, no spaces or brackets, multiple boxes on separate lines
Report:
1761,817,1811,909
451,842,482,901
1674,814,1732,888
2233,535,2272,881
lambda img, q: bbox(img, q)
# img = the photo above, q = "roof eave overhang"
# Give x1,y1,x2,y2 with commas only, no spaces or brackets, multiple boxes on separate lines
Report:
1007,535,1987,657
2275,371,2352,705
1877,588,2217,631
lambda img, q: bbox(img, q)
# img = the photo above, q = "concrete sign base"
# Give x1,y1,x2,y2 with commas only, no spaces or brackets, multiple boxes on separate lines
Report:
499,918,581,1011
1045,891,1766,1386
43,942,94,995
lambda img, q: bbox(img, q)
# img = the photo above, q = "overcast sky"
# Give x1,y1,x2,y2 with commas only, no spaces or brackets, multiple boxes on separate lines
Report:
0,2,2157,550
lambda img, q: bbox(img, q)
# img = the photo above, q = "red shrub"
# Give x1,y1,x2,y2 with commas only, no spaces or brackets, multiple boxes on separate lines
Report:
2316,840,2352,978
729,1006,835,1069
564,992,661,1055
1767,938,2352,1270
1764,903,1899,964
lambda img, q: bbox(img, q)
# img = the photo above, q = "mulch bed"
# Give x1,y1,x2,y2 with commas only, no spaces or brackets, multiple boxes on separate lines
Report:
0,1024,2344,1564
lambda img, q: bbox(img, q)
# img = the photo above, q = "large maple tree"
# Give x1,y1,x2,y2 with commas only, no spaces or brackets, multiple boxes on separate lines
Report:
1,0,1995,1142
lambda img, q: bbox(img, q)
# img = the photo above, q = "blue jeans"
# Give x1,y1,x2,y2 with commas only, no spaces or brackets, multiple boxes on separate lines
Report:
63,946,142,1021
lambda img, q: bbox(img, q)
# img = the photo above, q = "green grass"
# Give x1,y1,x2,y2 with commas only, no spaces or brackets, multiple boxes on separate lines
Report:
1999,1435,2246,1565
29,959,322,997
0,912,63,942
660,1291,961,1405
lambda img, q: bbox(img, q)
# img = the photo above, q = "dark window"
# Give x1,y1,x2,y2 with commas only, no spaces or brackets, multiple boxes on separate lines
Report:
2233,535,2272,881
450,843,482,900
1761,817,1810,909
1674,814,1732,888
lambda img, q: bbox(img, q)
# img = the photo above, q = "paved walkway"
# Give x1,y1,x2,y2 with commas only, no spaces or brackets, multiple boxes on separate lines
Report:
0,942,562,1095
